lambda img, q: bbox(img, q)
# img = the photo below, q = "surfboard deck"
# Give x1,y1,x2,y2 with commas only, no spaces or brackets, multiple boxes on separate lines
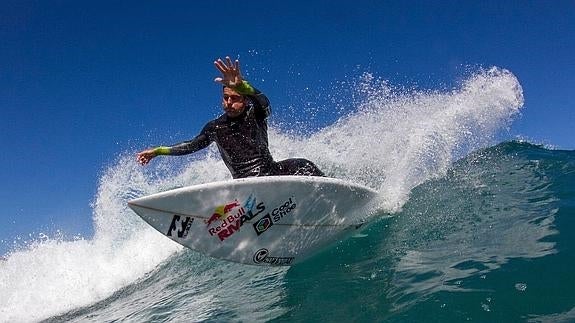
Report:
128,176,379,266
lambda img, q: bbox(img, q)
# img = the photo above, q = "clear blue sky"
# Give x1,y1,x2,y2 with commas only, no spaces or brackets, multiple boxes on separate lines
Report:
1,1,574,254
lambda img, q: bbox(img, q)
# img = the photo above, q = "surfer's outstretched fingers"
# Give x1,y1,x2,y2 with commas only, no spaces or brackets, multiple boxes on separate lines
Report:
214,59,227,74
215,56,239,73
226,56,234,68
214,56,242,86
224,56,241,75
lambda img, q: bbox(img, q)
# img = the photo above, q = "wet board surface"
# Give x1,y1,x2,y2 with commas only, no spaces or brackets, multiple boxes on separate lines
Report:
128,176,379,266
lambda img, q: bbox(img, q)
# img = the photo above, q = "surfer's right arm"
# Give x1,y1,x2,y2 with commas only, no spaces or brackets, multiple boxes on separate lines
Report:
136,124,213,165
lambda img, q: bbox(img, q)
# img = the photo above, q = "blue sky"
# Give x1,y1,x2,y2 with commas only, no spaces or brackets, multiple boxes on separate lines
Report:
1,1,574,254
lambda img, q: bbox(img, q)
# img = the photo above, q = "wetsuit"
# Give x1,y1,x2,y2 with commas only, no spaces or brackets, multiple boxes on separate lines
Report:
153,81,324,179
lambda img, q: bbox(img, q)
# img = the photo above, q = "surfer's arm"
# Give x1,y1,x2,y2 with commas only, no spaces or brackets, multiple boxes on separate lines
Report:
233,81,270,119
158,134,210,156
136,125,213,165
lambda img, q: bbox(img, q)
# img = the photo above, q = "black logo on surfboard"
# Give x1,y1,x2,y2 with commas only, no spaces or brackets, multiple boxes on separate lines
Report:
253,197,296,236
167,215,194,239
253,248,294,266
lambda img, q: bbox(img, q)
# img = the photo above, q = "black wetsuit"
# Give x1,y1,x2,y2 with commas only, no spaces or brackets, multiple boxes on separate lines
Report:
162,88,324,179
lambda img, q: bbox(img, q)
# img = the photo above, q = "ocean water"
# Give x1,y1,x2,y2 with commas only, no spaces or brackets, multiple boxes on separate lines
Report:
2,68,574,322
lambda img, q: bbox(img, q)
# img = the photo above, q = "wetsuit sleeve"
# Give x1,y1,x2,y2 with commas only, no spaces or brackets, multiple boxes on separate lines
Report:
233,81,271,119
154,123,213,156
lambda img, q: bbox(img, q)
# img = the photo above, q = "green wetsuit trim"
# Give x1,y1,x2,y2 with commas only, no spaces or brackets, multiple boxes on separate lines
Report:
233,80,255,95
154,146,171,155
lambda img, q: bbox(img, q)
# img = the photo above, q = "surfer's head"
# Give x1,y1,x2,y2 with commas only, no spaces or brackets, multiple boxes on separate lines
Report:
222,86,246,118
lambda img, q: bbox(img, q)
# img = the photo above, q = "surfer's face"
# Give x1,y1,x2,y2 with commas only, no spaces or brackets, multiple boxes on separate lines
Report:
222,87,246,118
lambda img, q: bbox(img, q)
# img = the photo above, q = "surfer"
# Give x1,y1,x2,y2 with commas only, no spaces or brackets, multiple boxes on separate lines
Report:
136,56,324,179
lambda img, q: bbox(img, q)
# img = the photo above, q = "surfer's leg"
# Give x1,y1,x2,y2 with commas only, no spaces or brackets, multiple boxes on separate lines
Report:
274,159,325,177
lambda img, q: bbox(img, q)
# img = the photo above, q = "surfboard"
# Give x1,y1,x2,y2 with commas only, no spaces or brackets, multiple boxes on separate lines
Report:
128,176,379,266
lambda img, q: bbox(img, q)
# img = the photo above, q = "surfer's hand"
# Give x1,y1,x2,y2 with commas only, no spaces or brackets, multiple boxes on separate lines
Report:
137,149,156,165
214,56,243,87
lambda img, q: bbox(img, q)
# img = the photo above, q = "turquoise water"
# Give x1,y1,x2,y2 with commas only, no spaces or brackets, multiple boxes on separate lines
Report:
44,142,575,322
3,68,574,322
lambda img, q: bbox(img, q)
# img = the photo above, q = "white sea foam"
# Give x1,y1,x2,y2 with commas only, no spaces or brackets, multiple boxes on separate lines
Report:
298,67,523,210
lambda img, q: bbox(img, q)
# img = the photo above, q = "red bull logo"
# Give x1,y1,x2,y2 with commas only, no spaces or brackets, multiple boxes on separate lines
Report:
205,201,241,226
206,195,266,242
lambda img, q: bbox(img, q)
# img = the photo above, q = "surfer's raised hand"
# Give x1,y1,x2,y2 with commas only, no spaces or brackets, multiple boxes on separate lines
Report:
214,56,244,88
137,149,157,165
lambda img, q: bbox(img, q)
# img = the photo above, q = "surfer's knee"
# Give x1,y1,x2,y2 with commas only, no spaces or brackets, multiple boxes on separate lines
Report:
275,158,324,177
299,159,325,177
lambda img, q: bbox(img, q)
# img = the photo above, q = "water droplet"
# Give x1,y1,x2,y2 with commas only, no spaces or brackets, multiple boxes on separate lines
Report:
515,283,527,291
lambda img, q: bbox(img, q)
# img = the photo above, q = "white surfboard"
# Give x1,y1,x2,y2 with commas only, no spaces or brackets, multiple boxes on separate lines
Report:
128,176,379,266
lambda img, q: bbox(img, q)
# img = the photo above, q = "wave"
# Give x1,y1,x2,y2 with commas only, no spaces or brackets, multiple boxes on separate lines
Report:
0,67,532,322
278,141,574,321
